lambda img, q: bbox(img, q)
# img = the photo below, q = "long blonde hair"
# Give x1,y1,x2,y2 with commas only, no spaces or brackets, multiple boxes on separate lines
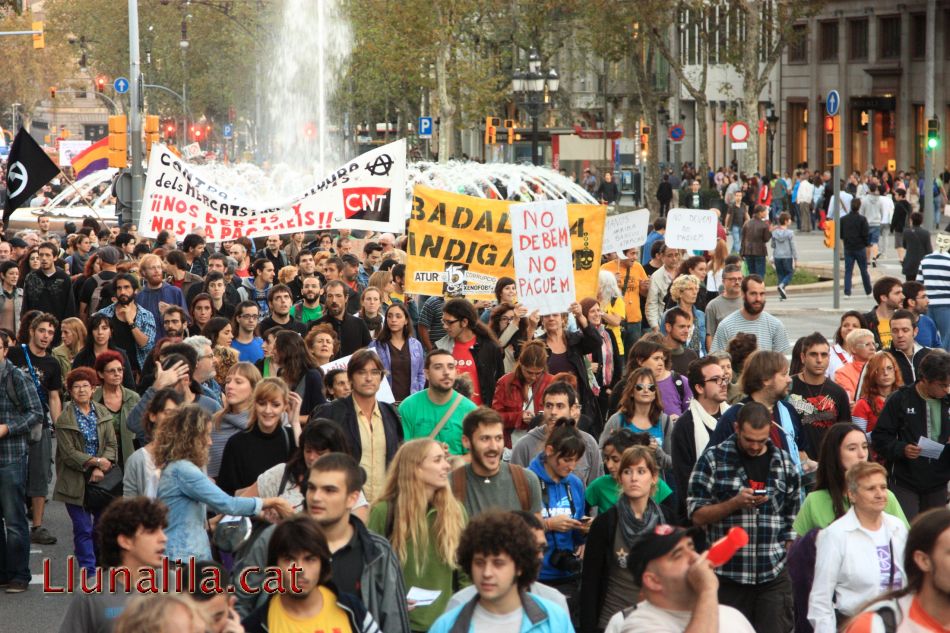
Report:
61,317,86,356
375,439,465,573
245,377,289,432
212,362,261,430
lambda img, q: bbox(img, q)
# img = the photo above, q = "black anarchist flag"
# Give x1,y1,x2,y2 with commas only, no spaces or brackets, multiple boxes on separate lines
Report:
3,128,60,223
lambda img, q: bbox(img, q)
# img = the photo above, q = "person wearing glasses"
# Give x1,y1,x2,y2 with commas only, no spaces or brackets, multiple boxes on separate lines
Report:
231,300,265,364
833,328,877,404
703,264,744,354
435,298,504,408
308,349,402,502
92,350,141,468
600,367,672,471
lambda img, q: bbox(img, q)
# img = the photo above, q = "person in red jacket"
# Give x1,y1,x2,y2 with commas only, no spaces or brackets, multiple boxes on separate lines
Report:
491,340,553,448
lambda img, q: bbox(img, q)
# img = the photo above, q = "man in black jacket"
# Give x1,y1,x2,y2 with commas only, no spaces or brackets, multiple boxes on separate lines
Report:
656,174,674,217
308,349,401,502
840,197,871,296
872,349,950,520
885,309,931,385
311,280,371,357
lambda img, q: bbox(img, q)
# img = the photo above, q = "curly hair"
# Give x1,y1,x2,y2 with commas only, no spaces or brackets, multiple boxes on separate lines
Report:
669,273,701,303
212,346,240,386
66,366,99,392
726,332,758,374
152,404,212,468
97,497,168,568
457,510,541,592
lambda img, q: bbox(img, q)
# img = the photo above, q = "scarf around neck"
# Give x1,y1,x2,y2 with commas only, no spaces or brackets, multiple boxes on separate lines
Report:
617,495,662,549
690,397,728,461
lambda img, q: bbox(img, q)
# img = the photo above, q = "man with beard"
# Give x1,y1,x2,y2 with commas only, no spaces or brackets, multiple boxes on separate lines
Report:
689,402,801,632
787,332,852,460
22,241,77,331
709,351,813,476
259,284,307,335
262,234,288,272
711,275,790,353
241,514,380,633
287,251,324,303
885,309,931,385
160,306,189,339
136,254,188,339
663,308,699,376
291,276,323,325
311,280,371,357
94,274,157,375
451,407,542,518
399,349,478,455
234,454,410,632
864,276,905,349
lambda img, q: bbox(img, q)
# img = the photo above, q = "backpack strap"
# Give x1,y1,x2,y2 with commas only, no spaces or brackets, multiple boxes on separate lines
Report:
451,467,467,505
428,393,463,440
509,463,532,511
876,605,897,633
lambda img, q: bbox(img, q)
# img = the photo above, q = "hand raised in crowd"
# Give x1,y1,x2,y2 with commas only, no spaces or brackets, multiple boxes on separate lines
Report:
526,309,541,330
153,360,190,390
514,304,528,320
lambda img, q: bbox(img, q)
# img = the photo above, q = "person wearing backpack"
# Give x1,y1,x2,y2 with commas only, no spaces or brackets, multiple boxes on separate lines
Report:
451,407,542,518
78,246,121,323
0,329,45,594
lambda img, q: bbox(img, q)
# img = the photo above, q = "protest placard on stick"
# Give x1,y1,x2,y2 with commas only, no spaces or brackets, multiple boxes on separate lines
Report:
602,209,650,257
509,199,575,315
664,208,718,251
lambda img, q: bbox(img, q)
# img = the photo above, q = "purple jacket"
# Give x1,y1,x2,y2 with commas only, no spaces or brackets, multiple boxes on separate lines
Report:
369,337,425,396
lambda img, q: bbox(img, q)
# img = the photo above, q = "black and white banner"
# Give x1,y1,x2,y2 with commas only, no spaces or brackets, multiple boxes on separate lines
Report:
138,139,406,240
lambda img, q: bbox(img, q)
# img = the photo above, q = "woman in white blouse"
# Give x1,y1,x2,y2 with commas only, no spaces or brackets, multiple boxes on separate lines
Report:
826,311,867,379
808,461,908,633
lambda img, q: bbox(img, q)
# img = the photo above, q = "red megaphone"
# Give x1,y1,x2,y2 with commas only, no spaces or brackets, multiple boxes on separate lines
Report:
706,527,749,567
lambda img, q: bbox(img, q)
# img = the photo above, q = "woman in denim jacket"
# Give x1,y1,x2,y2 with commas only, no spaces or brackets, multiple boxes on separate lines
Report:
155,404,293,563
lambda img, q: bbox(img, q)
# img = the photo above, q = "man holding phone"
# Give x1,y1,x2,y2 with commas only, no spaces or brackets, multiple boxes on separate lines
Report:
688,401,801,632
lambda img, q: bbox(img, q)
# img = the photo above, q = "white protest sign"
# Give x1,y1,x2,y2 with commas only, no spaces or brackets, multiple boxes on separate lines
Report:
139,139,407,240
320,351,394,404
664,208,718,251
601,209,650,257
510,199,575,315
58,140,92,167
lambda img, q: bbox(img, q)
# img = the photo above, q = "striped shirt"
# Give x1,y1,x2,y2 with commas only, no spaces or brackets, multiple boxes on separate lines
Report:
918,252,950,306
710,309,791,354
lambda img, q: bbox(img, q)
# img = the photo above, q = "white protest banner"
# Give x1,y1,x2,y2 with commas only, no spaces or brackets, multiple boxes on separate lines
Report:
663,208,718,251
320,352,395,404
58,140,92,167
510,199,575,315
601,209,650,257
139,139,406,240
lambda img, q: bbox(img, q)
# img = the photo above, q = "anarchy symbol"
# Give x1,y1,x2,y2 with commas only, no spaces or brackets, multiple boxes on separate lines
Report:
6,161,28,200
365,153,394,176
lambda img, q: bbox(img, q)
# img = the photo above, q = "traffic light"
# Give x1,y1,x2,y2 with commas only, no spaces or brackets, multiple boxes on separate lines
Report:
824,115,840,166
144,115,160,158
823,219,835,248
504,119,515,145
32,21,44,49
304,122,316,140
640,125,650,156
928,118,940,150
191,125,203,141
108,115,128,169
96,76,107,93
49,86,56,99
164,121,176,138
484,116,500,145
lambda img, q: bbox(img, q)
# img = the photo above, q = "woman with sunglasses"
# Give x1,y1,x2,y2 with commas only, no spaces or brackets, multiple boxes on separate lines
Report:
833,328,877,403
599,367,672,472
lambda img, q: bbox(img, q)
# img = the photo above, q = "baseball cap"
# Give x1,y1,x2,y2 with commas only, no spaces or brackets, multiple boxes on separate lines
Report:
627,524,705,585
97,246,121,265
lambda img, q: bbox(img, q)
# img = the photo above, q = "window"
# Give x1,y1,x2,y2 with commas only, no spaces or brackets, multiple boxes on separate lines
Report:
849,18,868,60
911,14,926,59
879,16,901,59
819,21,838,61
788,24,807,62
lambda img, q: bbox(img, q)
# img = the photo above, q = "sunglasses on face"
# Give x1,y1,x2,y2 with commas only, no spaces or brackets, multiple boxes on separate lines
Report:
634,383,656,392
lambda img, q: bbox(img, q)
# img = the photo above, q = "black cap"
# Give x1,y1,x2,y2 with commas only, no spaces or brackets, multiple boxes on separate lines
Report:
627,524,704,585
8,237,27,249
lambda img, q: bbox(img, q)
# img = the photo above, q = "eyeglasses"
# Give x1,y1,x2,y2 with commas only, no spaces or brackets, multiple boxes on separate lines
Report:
703,376,728,385
634,384,656,392
442,318,459,326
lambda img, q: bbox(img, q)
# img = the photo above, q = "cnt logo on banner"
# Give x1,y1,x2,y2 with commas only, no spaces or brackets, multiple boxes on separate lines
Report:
138,139,407,240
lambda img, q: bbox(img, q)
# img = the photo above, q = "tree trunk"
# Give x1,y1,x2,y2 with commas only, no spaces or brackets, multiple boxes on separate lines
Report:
435,43,455,163
696,99,709,172
630,47,660,214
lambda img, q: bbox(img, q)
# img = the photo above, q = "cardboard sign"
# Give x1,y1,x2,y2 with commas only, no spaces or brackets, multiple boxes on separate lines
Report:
510,199,575,315
138,139,407,240
405,185,604,301
602,209,650,257
664,208,718,251
320,352,395,404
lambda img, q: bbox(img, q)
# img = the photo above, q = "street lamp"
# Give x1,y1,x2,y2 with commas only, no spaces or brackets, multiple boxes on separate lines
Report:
765,101,779,177
511,49,558,165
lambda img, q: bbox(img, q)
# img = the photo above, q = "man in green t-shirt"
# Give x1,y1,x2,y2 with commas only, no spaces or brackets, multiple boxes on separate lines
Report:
291,276,324,324
399,349,476,455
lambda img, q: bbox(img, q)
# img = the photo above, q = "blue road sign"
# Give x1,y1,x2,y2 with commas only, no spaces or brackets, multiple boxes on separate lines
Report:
418,116,433,139
114,77,129,94
223,124,233,139
669,124,686,142
826,90,840,117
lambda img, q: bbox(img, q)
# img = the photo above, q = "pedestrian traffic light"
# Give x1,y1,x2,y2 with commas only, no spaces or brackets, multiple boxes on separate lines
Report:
484,116,500,145
824,115,840,167
640,125,650,156
504,119,515,145
928,118,940,150
144,115,160,159
32,21,44,49
96,76,107,93
823,219,835,248
108,115,128,169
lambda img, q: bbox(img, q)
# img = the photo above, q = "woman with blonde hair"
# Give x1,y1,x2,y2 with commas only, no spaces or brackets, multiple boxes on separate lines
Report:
667,273,707,355
156,404,292,562
53,317,86,382
368,269,394,311
368,439,467,632
216,377,301,496
208,361,261,478
834,328,877,402
113,593,207,633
